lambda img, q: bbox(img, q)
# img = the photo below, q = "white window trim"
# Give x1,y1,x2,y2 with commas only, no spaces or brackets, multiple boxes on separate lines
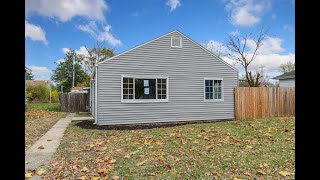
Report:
203,78,224,102
171,36,182,48
121,75,169,103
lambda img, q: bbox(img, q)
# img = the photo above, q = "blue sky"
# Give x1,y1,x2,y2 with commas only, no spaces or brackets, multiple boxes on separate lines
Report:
25,0,295,80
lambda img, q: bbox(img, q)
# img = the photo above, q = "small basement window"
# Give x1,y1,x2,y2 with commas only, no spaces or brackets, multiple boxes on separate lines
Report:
171,36,182,48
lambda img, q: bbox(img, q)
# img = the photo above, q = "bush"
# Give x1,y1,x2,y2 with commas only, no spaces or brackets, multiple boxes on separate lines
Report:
27,84,50,103
51,90,59,103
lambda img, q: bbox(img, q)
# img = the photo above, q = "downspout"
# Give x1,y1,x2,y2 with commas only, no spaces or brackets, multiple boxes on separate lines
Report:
93,64,98,125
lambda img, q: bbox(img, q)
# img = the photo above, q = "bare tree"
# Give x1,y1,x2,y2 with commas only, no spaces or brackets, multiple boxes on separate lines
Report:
78,41,115,76
225,29,268,87
279,61,295,73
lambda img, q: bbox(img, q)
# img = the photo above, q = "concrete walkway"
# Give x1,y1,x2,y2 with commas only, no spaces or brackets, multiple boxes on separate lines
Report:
25,113,75,179
72,116,93,121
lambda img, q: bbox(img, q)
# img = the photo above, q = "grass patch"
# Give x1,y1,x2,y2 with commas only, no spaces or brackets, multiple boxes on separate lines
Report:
25,103,68,150
44,117,295,179
27,103,61,112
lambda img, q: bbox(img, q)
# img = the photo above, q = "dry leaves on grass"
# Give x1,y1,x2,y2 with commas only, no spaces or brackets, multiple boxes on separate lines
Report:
25,110,58,119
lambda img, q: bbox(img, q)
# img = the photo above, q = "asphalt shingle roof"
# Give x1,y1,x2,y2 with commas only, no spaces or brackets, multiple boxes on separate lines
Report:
272,70,295,80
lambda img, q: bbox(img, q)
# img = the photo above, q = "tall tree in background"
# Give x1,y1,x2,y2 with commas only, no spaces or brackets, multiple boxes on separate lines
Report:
25,71,34,80
279,61,295,73
51,50,89,92
224,29,268,87
79,41,115,75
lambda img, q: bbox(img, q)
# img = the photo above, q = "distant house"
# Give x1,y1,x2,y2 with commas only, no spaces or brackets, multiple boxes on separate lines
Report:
272,70,295,87
90,30,238,125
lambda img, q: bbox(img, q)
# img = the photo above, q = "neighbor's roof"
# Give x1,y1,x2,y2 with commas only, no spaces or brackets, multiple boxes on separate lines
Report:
272,70,295,80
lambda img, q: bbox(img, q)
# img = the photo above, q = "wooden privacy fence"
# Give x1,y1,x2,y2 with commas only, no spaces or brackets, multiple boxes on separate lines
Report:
59,93,89,112
235,87,295,120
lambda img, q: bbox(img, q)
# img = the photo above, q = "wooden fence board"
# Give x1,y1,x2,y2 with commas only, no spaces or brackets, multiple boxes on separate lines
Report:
59,93,89,112
235,87,295,120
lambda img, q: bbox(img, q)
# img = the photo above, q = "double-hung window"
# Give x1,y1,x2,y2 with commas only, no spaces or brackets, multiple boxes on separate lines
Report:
204,78,223,101
122,76,168,103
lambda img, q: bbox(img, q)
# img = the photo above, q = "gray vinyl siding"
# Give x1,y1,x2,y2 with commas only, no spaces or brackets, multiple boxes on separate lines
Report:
279,79,295,87
97,31,238,125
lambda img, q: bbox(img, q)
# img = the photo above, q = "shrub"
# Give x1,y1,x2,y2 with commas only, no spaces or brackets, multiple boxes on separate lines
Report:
26,84,50,103
51,90,59,103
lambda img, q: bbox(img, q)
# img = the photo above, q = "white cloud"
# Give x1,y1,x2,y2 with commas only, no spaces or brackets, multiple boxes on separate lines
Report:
230,30,240,36
271,14,277,19
26,0,108,22
166,0,181,12
78,21,122,46
246,36,284,54
28,66,52,80
205,40,228,57
224,0,271,26
62,48,70,54
205,37,294,74
283,24,294,32
25,21,48,45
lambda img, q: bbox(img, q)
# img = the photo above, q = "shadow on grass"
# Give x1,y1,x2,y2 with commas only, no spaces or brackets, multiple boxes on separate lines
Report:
73,119,234,131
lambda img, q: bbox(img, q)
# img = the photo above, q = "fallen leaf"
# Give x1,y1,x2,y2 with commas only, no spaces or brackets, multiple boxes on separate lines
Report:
25,172,33,179
243,171,252,177
278,171,291,177
257,170,266,175
109,159,116,164
78,176,87,180
136,160,147,166
111,175,120,180
91,177,100,180
47,139,52,141
25,161,29,164
124,154,130,159
115,149,122,152
36,169,46,176
38,146,45,149
246,145,253,149
80,167,89,172
97,168,109,174
233,178,241,180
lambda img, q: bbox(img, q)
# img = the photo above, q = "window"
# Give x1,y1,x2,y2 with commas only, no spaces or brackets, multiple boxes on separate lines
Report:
122,76,168,102
204,79,223,101
171,36,182,48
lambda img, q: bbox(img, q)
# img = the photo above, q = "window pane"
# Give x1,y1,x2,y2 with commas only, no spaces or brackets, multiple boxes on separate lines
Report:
123,89,128,94
158,89,161,95
135,79,156,99
162,79,166,84
205,80,209,86
129,95,133,99
129,78,133,83
123,78,128,83
129,89,133,94
157,83,161,89
158,95,161,99
129,84,133,88
217,93,221,99
210,93,213,99
144,80,149,87
123,83,128,89
209,80,213,86
162,95,166,99
162,83,166,89
123,95,128,99
205,87,209,93
205,93,209,99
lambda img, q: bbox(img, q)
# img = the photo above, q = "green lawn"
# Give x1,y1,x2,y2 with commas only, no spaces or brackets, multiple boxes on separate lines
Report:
44,117,295,179
27,103,61,112
25,103,68,150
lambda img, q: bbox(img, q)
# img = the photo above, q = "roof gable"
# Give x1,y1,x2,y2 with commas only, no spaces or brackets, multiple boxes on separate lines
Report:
98,30,238,72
